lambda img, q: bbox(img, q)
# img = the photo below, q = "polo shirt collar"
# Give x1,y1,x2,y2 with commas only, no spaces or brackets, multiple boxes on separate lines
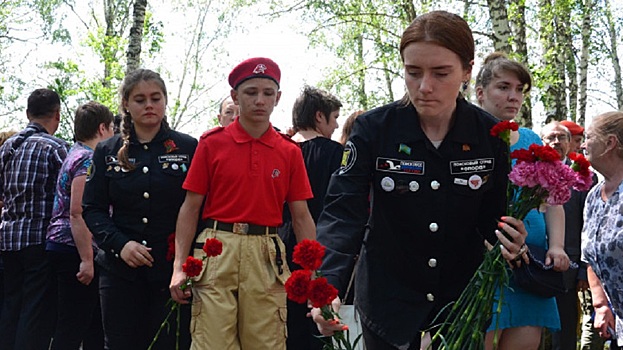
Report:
229,119,278,148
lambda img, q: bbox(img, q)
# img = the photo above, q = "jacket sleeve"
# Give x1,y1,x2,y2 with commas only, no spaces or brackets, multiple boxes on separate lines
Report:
316,116,374,295
82,142,130,256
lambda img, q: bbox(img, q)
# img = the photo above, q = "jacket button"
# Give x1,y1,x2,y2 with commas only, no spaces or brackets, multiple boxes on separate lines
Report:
143,145,148,150
430,181,440,190
143,192,150,199
428,258,437,268
142,217,148,224
429,223,438,232
143,166,149,173
426,293,435,302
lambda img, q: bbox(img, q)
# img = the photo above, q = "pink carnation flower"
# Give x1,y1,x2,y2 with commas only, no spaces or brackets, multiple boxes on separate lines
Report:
508,162,539,188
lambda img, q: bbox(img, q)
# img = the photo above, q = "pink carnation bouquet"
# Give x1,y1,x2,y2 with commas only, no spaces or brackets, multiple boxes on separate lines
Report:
430,122,593,349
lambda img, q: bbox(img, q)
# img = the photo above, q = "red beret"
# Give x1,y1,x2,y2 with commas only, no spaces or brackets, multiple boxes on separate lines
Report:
228,57,281,89
560,120,584,136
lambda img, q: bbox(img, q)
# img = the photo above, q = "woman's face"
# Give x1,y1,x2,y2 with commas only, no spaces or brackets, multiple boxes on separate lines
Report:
476,70,525,121
123,80,166,129
402,42,471,120
582,125,607,168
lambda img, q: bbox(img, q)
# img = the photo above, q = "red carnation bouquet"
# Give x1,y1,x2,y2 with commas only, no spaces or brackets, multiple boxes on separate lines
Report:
285,239,362,350
430,121,593,349
149,237,223,350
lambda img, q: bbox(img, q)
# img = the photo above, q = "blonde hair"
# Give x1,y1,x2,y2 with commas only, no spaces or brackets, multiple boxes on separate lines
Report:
590,111,623,158
0,130,17,147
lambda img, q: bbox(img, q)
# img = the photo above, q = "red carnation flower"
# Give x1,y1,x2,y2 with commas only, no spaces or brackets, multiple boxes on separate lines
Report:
182,256,203,278
285,270,313,304
308,277,339,308
490,121,519,137
292,239,325,271
530,144,560,162
203,238,223,257
569,152,591,177
510,148,536,163
166,233,175,261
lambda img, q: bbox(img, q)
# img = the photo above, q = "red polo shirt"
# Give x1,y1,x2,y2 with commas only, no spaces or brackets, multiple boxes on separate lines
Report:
183,120,313,227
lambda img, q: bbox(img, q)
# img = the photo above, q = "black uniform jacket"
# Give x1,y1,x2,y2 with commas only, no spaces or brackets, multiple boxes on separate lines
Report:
316,99,509,349
83,124,197,282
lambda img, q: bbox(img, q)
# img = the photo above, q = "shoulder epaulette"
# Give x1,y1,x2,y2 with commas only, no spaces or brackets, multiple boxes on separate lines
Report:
200,126,225,140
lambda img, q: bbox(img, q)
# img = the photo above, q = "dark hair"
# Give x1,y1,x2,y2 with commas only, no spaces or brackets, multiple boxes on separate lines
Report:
73,101,114,142
339,110,365,145
117,69,170,170
475,52,532,93
113,114,122,134
400,11,474,70
292,86,342,132
26,89,61,119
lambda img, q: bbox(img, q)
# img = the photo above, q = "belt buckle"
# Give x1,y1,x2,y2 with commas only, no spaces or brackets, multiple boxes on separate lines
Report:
233,223,249,234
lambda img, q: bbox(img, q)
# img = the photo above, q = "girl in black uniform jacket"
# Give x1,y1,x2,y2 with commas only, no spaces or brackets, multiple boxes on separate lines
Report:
83,69,197,350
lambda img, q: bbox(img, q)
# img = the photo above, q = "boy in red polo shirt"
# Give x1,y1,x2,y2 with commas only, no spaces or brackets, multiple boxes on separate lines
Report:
170,57,316,349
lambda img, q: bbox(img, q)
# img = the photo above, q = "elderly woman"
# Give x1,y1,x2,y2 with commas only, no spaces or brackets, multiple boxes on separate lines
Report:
581,111,623,349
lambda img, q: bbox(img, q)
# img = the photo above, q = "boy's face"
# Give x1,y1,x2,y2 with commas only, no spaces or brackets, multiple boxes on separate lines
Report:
232,78,281,124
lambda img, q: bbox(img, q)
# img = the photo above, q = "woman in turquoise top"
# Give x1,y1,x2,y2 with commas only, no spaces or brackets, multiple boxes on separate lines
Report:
475,52,570,350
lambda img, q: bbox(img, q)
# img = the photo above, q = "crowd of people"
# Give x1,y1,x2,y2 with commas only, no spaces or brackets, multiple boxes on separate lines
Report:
0,9,621,350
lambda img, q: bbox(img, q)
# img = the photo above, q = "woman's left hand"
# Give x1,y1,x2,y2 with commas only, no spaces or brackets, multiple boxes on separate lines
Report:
496,216,529,268
546,246,570,272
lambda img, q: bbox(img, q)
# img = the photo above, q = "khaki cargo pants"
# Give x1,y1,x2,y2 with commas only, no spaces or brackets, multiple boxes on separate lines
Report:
190,227,290,350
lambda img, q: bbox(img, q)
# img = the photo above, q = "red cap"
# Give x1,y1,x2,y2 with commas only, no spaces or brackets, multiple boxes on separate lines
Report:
228,57,281,89
560,120,584,136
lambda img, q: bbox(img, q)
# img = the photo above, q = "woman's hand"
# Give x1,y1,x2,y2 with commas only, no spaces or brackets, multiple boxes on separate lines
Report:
594,304,615,339
309,297,346,336
496,216,529,268
120,240,154,268
76,260,94,285
546,246,570,271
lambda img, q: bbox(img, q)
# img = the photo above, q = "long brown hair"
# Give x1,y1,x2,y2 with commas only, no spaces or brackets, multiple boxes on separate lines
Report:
116,69,170,170
399,11,474,104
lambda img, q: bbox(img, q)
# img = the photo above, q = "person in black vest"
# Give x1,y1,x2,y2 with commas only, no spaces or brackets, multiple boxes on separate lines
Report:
83,69,197,350
311,11,529,350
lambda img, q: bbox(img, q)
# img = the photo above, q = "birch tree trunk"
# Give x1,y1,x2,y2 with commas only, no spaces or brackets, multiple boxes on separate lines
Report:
578,0,592,125
604,0,623,109
126,0,148,75
509,0,532,127
487,0,513,53
539,0,567,123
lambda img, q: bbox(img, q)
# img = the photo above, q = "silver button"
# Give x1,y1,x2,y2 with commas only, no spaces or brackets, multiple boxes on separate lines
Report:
428,258,437,268
142,217,148,224
143,145,148,150
115,253,119,258
426,293,435,302
143,166,149,173
431,181,440,190
429,223,438,232
143,192,150,199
